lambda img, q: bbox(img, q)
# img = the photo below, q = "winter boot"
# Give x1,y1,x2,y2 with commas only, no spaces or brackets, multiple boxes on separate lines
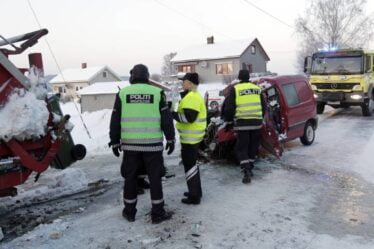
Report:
151,211,173,224
122,209,135,222
181,196,201,205
183,192,190,197
242,169,251,184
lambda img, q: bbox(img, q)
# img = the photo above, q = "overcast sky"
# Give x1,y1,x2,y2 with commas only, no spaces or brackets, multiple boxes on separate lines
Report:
1,0,374,76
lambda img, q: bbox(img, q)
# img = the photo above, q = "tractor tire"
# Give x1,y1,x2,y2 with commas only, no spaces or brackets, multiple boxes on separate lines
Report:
300,122,315,146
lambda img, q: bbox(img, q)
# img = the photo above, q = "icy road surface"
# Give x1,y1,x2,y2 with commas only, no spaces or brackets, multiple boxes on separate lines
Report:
1,106,374,249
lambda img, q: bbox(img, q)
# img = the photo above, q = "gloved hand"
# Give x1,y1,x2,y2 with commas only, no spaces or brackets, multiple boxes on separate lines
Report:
108,141,121,157
165,140,175,155
224,122,233,132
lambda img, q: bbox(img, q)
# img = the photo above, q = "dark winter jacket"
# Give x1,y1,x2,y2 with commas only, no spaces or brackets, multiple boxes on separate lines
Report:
109,82,175,150
223,82,266,128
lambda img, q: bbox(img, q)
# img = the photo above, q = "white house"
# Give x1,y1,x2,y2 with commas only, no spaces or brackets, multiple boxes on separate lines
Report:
50,63,121,100
78,81,129,113
171,37,270,84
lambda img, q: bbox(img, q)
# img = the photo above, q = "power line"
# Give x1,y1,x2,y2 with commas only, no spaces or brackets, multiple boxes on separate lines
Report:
153,0,233,39
242,0,293,29
26,0,92,139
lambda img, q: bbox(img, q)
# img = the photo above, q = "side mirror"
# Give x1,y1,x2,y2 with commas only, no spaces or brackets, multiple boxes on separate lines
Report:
304,56,312,74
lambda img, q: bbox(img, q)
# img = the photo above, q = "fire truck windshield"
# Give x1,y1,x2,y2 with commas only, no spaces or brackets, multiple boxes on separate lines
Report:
311,56,363,75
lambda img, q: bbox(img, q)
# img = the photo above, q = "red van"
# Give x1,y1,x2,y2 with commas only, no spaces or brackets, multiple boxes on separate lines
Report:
202,75,318,159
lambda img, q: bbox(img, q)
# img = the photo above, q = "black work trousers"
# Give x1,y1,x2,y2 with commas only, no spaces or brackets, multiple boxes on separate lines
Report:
121,150,165,217
235,129,262,170
181,143,202,198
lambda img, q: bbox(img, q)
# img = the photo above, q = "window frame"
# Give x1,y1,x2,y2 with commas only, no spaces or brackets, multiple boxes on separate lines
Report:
177,64,195,73
215,62,233,75
250,45,256,54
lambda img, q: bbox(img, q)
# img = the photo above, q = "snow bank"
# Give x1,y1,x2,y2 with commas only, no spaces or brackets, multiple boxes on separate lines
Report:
0,67,50,142
60,102,112,155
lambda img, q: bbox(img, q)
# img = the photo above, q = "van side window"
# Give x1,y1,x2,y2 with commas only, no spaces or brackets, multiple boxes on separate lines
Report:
282,83,300,106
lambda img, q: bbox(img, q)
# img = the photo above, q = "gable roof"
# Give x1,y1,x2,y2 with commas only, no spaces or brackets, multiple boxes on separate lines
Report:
78,81,129,95
50,65,121,84
171,38,270,63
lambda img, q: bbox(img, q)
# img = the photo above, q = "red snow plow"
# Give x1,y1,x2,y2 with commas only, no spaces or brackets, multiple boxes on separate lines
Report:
0,29,86,197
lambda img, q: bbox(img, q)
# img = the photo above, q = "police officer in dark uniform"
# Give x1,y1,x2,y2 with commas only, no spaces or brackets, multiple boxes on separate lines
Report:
223,69,265,184
109,64,175,224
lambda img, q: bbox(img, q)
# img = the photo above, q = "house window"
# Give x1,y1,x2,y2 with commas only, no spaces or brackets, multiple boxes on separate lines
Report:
103,71,108,78
248,64,253,73
216,63,233,75
250,45,256,54
177,65,195,73
58,87,63,93
80,86,83,89
63,88,66,93
76,86,79,91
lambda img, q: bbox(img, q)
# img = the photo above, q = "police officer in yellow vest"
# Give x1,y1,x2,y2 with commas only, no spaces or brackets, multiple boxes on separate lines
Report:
223,69,265,184
172,73,206,205
109,64,175,224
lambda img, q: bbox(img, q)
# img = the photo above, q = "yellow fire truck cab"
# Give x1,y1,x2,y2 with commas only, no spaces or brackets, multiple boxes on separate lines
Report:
305,49,374,116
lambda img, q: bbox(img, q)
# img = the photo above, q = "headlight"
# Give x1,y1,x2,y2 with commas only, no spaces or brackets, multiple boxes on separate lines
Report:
351,94,362,100
313,94,319,99
352,85,362,91
311,84,317,91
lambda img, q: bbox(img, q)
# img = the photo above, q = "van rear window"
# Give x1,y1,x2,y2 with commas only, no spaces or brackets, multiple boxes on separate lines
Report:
282,84,300,106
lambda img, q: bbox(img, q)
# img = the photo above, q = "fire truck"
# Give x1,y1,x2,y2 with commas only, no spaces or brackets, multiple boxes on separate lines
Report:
305,49,374,116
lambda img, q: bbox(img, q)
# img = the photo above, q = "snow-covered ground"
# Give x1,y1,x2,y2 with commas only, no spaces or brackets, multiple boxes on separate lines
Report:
2,98,374,248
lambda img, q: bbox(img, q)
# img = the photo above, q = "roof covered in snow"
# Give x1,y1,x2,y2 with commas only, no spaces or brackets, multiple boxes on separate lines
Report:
78,81,129,95
50,66,121,84
171,38,270,63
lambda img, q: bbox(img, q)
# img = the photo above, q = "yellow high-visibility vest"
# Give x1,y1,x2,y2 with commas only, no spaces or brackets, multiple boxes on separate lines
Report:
176,91,207,144
234,83,262,120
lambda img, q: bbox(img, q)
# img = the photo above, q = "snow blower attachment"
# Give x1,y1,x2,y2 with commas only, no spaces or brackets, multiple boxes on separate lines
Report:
0,29,86,197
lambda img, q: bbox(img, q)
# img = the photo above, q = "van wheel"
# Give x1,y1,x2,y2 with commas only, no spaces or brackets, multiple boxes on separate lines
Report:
300,122,315,146
361,98,373,116
316,103,325,114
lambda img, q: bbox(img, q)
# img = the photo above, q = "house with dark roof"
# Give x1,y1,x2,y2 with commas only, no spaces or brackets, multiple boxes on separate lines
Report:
171,36,270,83
50,63,121,99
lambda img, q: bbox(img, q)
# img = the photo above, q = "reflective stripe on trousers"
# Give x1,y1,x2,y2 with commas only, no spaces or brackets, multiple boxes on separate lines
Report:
185,165,198,181
124,198,137,204
151,199,164,205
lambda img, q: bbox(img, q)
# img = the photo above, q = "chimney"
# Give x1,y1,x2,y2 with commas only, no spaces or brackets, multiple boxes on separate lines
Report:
81,63,87,69
207,36,214,44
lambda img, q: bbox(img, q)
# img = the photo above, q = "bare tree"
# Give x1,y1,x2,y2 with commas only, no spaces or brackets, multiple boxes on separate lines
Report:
295,0,374,71
161,52,177,76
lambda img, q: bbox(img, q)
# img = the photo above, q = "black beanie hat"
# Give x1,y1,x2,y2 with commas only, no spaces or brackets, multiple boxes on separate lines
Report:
238,69,250,82
182,72,199,85
129,64,149,83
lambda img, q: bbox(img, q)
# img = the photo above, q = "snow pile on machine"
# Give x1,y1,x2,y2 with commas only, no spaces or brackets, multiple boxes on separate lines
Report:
0,29,86,197
0,69,50,142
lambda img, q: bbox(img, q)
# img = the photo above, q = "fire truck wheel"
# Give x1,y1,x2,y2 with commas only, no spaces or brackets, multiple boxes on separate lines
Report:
300,122,315,146
361,98,373,117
